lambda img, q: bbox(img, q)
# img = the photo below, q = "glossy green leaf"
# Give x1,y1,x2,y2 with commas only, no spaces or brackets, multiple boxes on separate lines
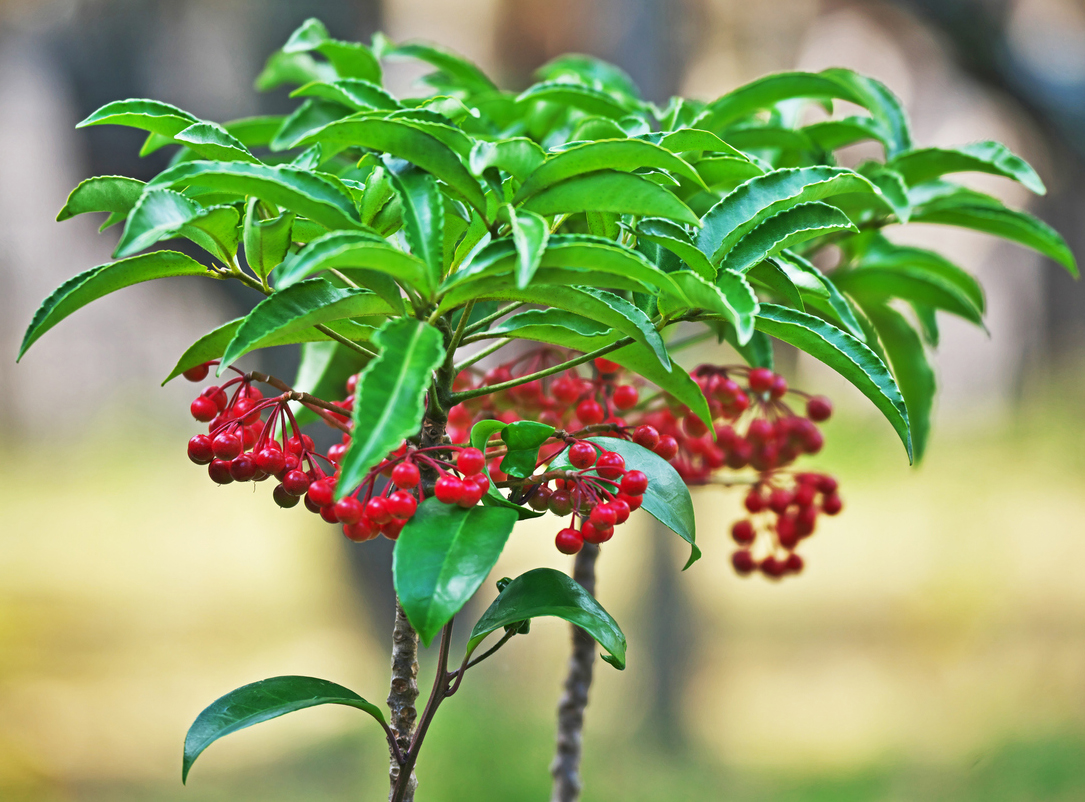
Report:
860,303,936,463
507,207,549,288
387,160,444,287
467,420,546,519
291,79,401,113
223,115,288,148
383,40,497,94
550,436,699,568
77,98,199,140
468,568,627,668
803,116,892,152
536,54,640,99
748,260,804,310
517,81,633,119
174,123,259,163
271,99,353,151
515,139,704,202
243,199,294,279
635,218,715,280
835,264,984,326
857,235,985,314
115,189,240,261
276,231,430,295
755,303,911,460
692,72,863,132
469,138,546,183
145,160,362,232
281,18,381,82
658,269,759,343
19,251,211,361
697,167,875,264
57,176,145,227
183,676,385,784
297,118,487,215
488,308,612,340
889,141,1045,194
291,340,372,426
653,128,755,161
521,170,699,226
695,156,765,191
337,318,446,497
858,164,911,223
774,251,865,339
394,499,518,646
718,202,856,275
820,68,912,157
500,420,555,478
255,50,337,92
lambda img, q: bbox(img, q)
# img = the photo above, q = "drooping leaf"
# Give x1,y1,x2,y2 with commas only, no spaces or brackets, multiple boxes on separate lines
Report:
394,499,518,647
520,169,700,226
182,676,385,784
507,207,549,288
755,303,912,460
857,235,985,314
858,164,911,223
467,567,627,668
276,230,431,296
635,218,715,280
19,251,211,361
271,99,354,151
717,202,856,275
747,260,804,310
255,50,337,92
499,420,555,478
115,189,240,261
802,116,893,152
516,81,634,119
243,198,295,279
56,176,145,227
77,98,200,141
889,141,1045,195
469,138,547,183
337,318,446,497
291,79,402,112
174,122,259,163
145,161,362,231
834,263,984,326
386,159,444,287
382,39,498,94
281,18,382,83
658,269,759,343
820,68,913,157
774,251,865,339
692,72,864,132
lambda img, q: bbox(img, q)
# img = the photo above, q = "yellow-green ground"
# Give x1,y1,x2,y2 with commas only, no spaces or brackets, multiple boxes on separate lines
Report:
2,376,1084,801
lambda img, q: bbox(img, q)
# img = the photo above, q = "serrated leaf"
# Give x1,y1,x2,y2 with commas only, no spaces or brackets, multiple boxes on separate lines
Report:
516,81,634,119
803,116,893,152
243,198,294,278
697,167,876,264
468,568,627,668
77,98,199,140
499,420,555,478
175,122,259,163
56,175,145,229
386,159,444,287
889,141,1045,194
755,303,912,461
521,169,700,225
635,218,715,280
747,260,804,310
115,189,240,261
271,98,353,151
297,118,487,215
337,318,446,496
774,251,866,339
183,676,385,784
507,207,549,288
550,437,699,568
224,115,288,147
281,18,382,83
858,235,985,314
383,40,497,94
692,72,864,132
859,164,911,223
393,499,517,647
717,202,857,275
488,308,612,339
536,54,640,99
694,156,766,191
820,68,912,157
835,264,984,326
291,79,401,112
277,230,430,296
19,251,211,361
653,128,756,161
255,50,337,92
469,138,546,182
658,270,759,343
515,139,705,202
145,160,362,231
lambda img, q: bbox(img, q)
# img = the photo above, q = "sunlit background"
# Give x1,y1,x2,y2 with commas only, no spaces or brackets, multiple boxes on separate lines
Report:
2,0,1085,799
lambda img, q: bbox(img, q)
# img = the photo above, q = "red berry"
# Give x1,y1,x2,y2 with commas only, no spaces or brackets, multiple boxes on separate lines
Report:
731,519,755,544
457,478,486,508
806,396,833,422
390,462,420,489
683,415,708,438
472,473,491,494
282,470,310,496
381,519,406,540
555,527,584,554
285,434,314,455
632,425,660,450
796,504,817,535
817,475,838,495
744,489,765,513
208,459,234,485
725,438,751,469
229,454,257,482
343,518,376,542
613,385,638,410
619,470,648,496
306,478,335,508
232,398,260,426
366,496,392,524
784,553,804,574
203,385,228,411
732,549,756,575
568,441,597,469
575,399,605,426
183,362,211,382
188,435,214,465
552,377,581,405
528,485,553,511
255,447,286,476
760,556,785,578
610,498,631,524
777,515,799,549
434,475,465,504
615,492,642,511
794,483,816,507
334,496,364,525
654,436,679,461
387,491,418,519
594,357,621,374
581,520,613,544
822,493,842,515
456,447,485,476
769,374,788,399
273,483,300,508
278,453,300,479
212,432,242,460
190,396,217,422
768,489,793,514
304,495,322,514
746,419,774,443
590,504,618,528
319,505,340,524
748,367,774,394
596,451,625,480
549,489,574,516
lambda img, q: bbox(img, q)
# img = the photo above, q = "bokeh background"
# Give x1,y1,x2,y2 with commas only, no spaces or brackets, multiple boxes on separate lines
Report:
2,0,1085,799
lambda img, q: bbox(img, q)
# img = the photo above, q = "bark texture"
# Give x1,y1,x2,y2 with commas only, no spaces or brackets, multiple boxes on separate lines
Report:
549,542,600,802
387,602,419,801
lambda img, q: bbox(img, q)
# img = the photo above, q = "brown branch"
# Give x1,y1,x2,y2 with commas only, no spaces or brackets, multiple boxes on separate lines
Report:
387,603,420,801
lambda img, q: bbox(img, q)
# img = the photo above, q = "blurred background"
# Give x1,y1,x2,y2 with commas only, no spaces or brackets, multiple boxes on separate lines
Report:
2,0,1085,799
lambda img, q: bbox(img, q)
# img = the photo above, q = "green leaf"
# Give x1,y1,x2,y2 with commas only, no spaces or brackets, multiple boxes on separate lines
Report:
516,81,634,119
755,303,912,460
281,18,382,83
803,116,892,152
219,278,392,373
889,141,1045,194
536,54,640,99
183,676,385,784
635,218,715,280
521,170,700,226
500,420,555,478
277,231,431,295
549,436,700,568
858,164,911,223
658,270,759,343
774,251,865,339
386,160,444,288
488,308,612,340
834,264,984,326
469,138,547,183
467,421,545,519
297,118,487,216
291,79,401,112
19,251,211,361
394,499,518,646
291,340,372,426
337,318,446,497
694,156,766,191
114,189,239,261
223,115,288,147
692,72,864,132
256,50,337,92
860,303,936,463
697,167,875,264
77,98,199,141
507,207,549,288
468,568,627,669
145,160,362,232
858,235,985,314
271,99,353,151
243,198,295,279
718,324,775,369
515,139,704,202
653,128,756,161
910,187,1076,276
717,202,857,275
382,40,497,94
820,68,912,157
56,176,145,227
747,260,804,310
174,122,259,163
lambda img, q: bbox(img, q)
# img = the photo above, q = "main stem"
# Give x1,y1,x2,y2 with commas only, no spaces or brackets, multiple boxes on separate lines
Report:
549,542,601,802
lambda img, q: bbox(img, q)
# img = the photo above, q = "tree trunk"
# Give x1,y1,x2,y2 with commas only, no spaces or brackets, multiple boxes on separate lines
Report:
387,603,420,801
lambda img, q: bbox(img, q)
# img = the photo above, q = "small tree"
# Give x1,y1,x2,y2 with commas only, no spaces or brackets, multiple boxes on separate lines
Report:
18,19,1075,802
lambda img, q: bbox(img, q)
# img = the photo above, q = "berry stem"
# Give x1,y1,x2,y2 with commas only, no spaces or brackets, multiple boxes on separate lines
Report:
453,338,512,372
246,371,353,434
